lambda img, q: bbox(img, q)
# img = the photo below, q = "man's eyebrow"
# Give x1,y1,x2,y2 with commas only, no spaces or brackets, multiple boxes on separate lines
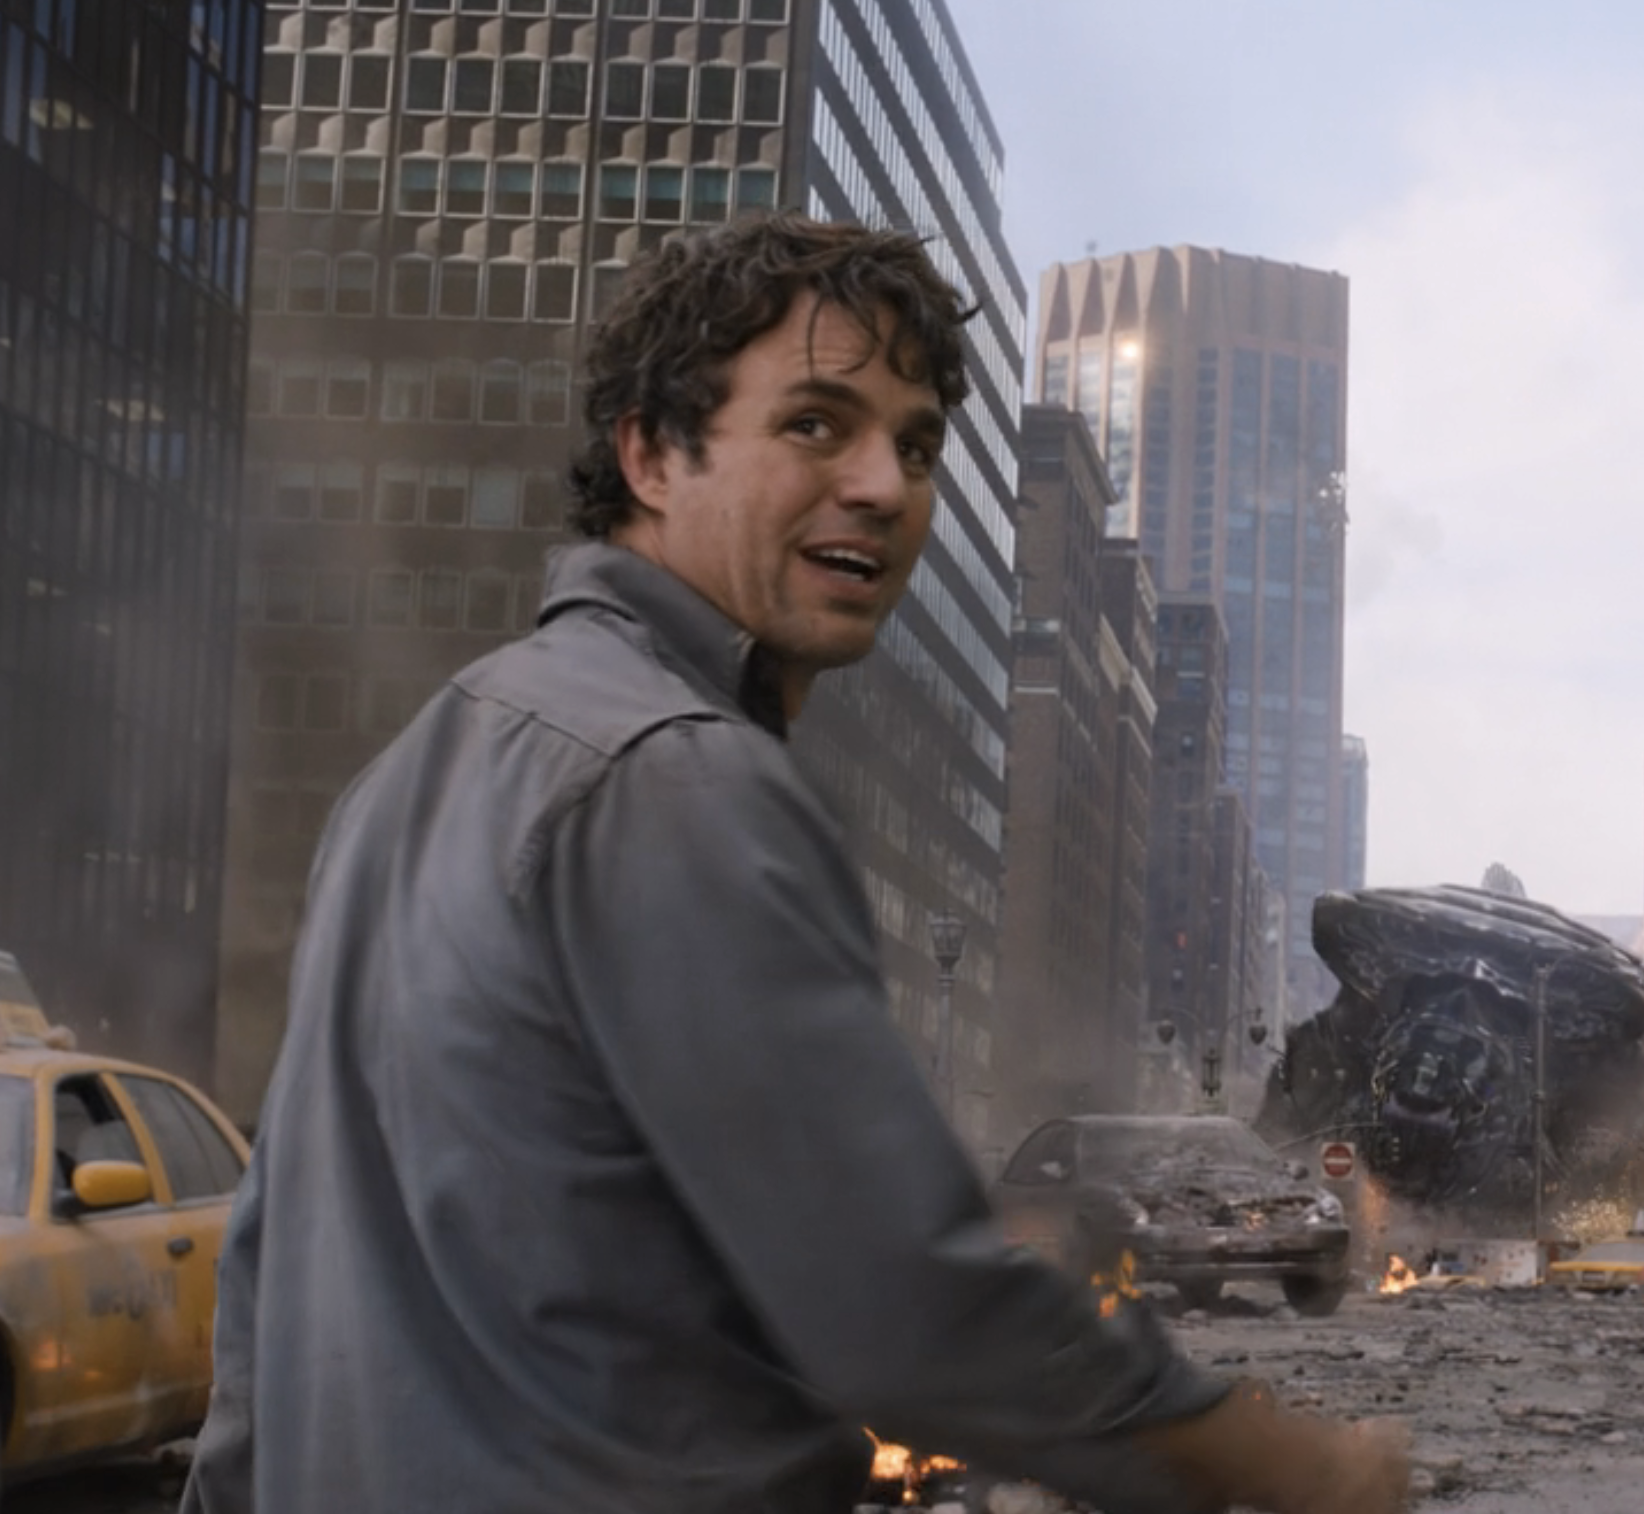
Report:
781,377,947,437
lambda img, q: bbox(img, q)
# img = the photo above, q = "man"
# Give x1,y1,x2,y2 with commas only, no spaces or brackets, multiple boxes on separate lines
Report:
184,214,1407,1514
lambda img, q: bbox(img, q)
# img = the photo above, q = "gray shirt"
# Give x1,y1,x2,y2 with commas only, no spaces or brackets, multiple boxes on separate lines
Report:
183,543,1226,1514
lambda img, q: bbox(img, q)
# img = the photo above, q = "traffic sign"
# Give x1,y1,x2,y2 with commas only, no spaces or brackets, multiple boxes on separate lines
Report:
1320,1141,1356,1180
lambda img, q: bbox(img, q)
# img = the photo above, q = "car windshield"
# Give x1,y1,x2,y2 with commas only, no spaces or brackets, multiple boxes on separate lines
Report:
0,1075,33,1216
1575,1242,1644,1265
1075,1119,1283,1179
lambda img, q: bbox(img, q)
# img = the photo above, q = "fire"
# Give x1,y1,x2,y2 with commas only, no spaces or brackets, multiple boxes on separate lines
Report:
1378,1254,1419,1294
867,1432,962,1503
1092,1247,1142,1318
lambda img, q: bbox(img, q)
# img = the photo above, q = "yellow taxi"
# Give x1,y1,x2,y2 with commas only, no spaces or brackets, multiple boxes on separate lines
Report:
0,953,248,1481
1545,1234,1644,1293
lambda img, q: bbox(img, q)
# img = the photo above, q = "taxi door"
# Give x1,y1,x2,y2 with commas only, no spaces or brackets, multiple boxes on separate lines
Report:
107,1071,248,1423
34,1072,174,1463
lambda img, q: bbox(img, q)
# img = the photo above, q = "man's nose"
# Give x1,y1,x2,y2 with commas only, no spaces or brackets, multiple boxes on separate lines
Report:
839,432,915,513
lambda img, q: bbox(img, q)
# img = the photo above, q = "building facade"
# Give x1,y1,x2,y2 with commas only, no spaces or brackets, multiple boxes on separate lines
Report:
1036,248,1350,1011
1341,732,1368,891
993,404,1114,1145
1145,594,1228,1065
0,0,263,1082
220,0,1023,1130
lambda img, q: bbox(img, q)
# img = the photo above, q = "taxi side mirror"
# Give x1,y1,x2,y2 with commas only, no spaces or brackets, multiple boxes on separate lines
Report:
70,1160,153,1212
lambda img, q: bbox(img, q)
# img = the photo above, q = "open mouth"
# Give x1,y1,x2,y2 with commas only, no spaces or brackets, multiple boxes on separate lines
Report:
801,546,886,585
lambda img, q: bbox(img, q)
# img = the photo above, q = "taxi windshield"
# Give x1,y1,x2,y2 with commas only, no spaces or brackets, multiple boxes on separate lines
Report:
0,1075,31,1215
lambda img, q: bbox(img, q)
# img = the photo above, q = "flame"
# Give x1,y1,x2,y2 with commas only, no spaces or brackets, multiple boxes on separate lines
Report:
1378,1254,1419,1294
866,1432,963,1503
1092,1247,1142,1317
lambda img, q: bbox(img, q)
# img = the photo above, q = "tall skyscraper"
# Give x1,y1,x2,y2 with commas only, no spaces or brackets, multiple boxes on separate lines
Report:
221,0,1022,1132
1036,248,1349,1007
0,1,264,1081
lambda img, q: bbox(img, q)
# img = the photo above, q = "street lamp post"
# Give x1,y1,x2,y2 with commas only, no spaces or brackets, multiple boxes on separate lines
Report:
928,911,967,1121
1531,963,1550,1247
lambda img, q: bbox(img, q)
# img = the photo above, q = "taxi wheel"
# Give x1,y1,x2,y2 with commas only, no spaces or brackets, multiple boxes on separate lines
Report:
1282,1272,1348,1317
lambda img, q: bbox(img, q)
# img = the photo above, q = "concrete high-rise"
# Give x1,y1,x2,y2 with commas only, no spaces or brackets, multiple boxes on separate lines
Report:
221,0,1022,1130
1341,732,1368,891
0,1,264,1082
1036,248,1349,1008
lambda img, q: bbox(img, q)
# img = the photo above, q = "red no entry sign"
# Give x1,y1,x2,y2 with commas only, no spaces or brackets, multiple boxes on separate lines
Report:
1320,1141,1356,1180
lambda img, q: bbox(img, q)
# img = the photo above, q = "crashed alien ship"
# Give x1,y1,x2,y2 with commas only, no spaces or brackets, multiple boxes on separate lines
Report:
1255,885,1644,1216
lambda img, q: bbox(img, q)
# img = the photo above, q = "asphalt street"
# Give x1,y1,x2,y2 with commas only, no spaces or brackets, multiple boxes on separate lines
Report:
15,1283,1644,1512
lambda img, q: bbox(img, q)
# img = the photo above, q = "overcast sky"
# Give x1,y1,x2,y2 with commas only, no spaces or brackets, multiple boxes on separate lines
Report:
942,0,1644,916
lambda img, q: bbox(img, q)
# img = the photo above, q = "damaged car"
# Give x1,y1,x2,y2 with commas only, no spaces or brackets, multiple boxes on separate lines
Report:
993,1115,1352,1316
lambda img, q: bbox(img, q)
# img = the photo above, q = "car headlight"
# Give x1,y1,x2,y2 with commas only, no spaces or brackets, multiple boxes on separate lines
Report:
1304,1193,1344,1226
1118,1197,1150,1229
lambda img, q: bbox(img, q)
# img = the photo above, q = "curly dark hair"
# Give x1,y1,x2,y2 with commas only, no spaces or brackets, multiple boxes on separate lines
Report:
567,211,975,538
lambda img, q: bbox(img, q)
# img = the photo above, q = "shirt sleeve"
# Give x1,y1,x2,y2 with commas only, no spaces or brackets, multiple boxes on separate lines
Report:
549,716,1228,1505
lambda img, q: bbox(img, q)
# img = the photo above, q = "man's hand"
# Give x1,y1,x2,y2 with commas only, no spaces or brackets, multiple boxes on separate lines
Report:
1135,1379,1410,1514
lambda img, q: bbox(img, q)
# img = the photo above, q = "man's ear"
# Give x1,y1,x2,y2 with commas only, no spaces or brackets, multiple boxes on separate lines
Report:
615,412,673,513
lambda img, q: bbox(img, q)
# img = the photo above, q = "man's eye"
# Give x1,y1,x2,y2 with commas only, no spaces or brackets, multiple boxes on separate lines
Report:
900,438,939,471
790,414,833,439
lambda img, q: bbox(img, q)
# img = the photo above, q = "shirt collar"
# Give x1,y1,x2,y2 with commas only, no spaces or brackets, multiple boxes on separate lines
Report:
536,542,787,738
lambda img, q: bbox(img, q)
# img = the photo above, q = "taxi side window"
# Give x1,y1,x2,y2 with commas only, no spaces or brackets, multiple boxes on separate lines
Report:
53,1077,144,1195
119,1076,244,1201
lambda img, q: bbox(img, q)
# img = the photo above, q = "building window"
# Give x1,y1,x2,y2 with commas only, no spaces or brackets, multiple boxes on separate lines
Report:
598,164,638,220
381,361,429,421
421,569,463,629
263,567,310,625
369,570,414,627
257,674,300,730
405,56,448,112
466,572,511,632
349,54,391,110
527,360,570,425
302,52,344,109
305,675,349,731
534,262,576,321
742,68,782,123
313,569,356,625
703,0,738,16
471,466,518,527
279,359,323,416
376,465,420,522
486,262,528,320
286,253,328,313
334,255,375,315
643,164,683,221
318,463,364,522
541,161,582,218
438,262,481,319
651,62,689,119
340,156,383,213
391,256,433,316
293,154,336,211
256,150,288,209
398,158,439,214
447,159,487,216
424,464,469,525
326,360,371,419
547,59,589,116
689,166,729,222
697,65,735,122
248,359,275,414
494,161,534,217
252,251,280,312
521,470,559,530
431,360,474,421
480,360,522,423
273,464,316,520
606,60,644,118
500,57,542,114
750,0,786,18
452,56,495,114
263,52,296,108
736,167,775,211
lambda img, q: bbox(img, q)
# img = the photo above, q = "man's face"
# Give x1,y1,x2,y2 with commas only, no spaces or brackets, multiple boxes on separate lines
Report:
614,293,947,714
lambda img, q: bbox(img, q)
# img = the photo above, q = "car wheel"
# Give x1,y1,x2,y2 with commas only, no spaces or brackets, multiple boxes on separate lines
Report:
1282,1273,1348,1317
1176,1279,1223,1310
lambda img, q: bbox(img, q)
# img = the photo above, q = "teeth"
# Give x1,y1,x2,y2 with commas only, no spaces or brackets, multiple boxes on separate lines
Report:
813,548,881,578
